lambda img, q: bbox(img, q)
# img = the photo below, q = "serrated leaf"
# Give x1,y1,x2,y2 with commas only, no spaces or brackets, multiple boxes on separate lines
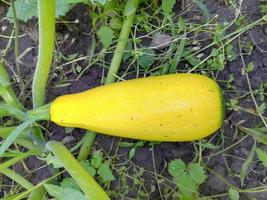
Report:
175,173,195,195
240,142,256,186
168,159,186,177
98,162,115,182
81,160,97,177
45,153,63,168
7,0,37,22
161,0,176,15
7,0,73,22
188,163,207,185
91,150,103,168
44,184,88,200
60,177,80,191
256,148,267,168
229,188,239,200
97,26,114,48
56,0,72,17
137,49,155,69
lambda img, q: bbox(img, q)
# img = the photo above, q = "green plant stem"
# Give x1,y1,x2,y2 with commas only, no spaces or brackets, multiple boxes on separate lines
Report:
77,131,96,160
10,0,21,81
0,103,27,120
46,141,110,200
32,0,55,108
105,0,139,84
0,168,34,190
78,0,139,160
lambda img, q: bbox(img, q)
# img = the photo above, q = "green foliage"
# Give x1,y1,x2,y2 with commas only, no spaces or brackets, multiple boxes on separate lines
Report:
194,0,210,22
97,26,115,48
44,183,88,200
168,159,207,198
161,0,176,15
137,49,156,69
6,0,91,22
260,0,267,16
118,141,145,159
256,148,267,167
240,142,256,186
81,150,115,182
7,0,37,22
44,153,63,168
123,0,138,16
98,162,115,181
229,188,240,200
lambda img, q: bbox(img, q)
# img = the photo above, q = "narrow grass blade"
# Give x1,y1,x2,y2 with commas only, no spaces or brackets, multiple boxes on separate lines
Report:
0,168,34,190
0,117,39,156
169,36,186,73
240,141,256,186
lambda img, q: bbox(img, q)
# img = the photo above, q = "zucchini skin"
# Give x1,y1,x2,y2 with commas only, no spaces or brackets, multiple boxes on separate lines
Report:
50,74,224,141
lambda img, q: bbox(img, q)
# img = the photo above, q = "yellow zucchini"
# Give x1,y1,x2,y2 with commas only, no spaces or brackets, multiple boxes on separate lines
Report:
50,74,224,141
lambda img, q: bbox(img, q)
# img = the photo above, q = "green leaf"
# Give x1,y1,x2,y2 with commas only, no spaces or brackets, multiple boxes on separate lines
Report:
7,0,73,22
98,162,115,182
97,26,114,48
129,147,136,160
169,37,186,73
137,49,155,69
60,177,80,191
229,188,240,200
91,150,103,168
45,153,63,168
123,0,138,16
194,0,210,22
110,17,122,30
66,0,89,3
80,160,97,177
118,141,135,147
161,0,176,15
256,148,267,168
176,173,195,195
256,103,266,114
44,184,88,200
239,127,267,145
0,117,39,156
188,163,207,185
90,0,109,5
7,0,37,22
56,0,72,18
225,44,236,61
168,159,186,177
211,48,219,57
240,142,256,186
246,62,254,72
